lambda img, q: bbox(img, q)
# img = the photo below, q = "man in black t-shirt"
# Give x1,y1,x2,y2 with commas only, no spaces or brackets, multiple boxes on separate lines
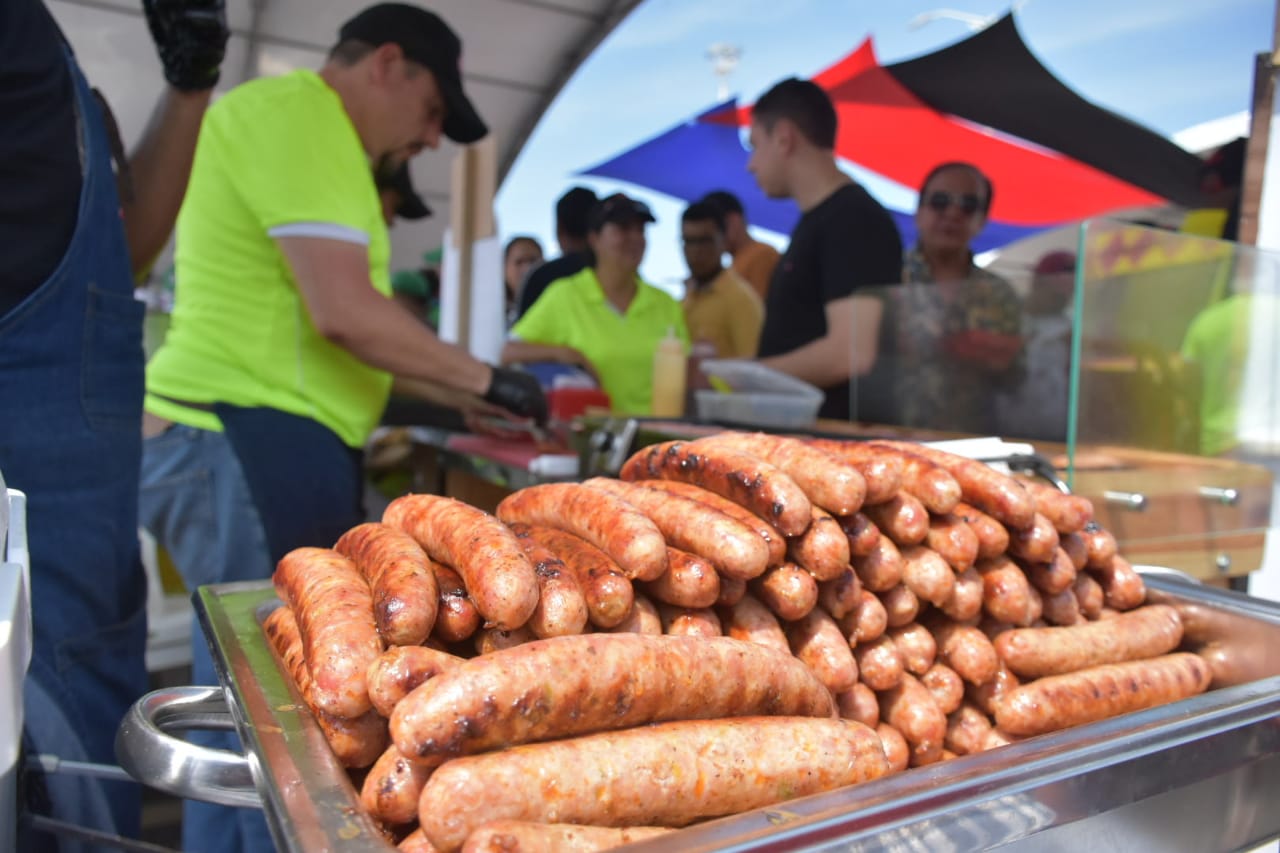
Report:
748,77,902,420
514,185,598,318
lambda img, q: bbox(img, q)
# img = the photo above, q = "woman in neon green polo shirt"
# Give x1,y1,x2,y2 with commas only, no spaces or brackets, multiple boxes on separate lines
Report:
502,193,689,415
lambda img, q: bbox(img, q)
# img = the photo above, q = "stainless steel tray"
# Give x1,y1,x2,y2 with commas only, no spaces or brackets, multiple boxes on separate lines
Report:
120,577,1280,852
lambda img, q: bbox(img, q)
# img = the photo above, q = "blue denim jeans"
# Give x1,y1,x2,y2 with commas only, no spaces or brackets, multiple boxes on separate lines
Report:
138,424,276,853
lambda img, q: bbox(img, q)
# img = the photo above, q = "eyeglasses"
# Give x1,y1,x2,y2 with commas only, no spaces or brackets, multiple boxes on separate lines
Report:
925,191,983,216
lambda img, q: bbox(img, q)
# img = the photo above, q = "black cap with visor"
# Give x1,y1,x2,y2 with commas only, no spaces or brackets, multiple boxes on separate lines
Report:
339,3,488,144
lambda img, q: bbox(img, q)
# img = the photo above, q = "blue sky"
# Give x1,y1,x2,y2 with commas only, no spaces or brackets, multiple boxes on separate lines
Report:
494,0,1270,290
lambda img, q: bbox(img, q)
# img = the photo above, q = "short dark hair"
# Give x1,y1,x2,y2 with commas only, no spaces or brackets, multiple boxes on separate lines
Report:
329,38,376,65
751,78,837,149
681,201,725,232
699,190,744,218
919,161,994,215
555,186,599,239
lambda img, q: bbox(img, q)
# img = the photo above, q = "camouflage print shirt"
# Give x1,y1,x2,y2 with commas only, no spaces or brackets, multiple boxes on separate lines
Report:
886,247,1025,434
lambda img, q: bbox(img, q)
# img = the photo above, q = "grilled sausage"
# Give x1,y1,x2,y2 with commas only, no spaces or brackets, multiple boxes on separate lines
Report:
474,625,537,655
1020,479,1094,534
334,523,439,646
496,484,667,581
362,745,432,825
398,828,439,853
994,604,1182,679
461,822,672,853
656,603,722,638
507,523,589,639
390,634,835,768
787,608,859,694
920,663,965,715
880,583,920,628
604,592,663,635
926,620,999,687
818,568,863,620
273,548,383,718
953,502,1012,559
945,701,995,756
430,564,482,644
262,605,388,768
836,682,881,728
966,662,1021,717
839,512,882,558
878,673,947,759
418,717,889,852
1060,531,1089,571
1007,512,1060,564
852,534,904,592
887,623,938,675
524,526,633,629
640,480,787,567
805,439,905,506
639,547,720,609
384,495,538,631
690,432,867,516
1073,572,1105,619
1080,521,1119,569
1021,547,1077,596
863,493,930,547
900,545,957,607
995,653,1212,736
786,506,852,581
977,555,1037,626
926,514,980,573
852,634,905,691
939,568,984,623
1090,555,1147,611
720,593,791,653
367,645,465,718
583,478,768,580
877,723,910,773
864,442,963,515
1041,587,1084,626
619,440,813,536
716,574,747,608
750,562,818,622
880,442,1036,530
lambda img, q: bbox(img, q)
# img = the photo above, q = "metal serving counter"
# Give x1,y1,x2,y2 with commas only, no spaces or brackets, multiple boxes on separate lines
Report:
116,576,1280,852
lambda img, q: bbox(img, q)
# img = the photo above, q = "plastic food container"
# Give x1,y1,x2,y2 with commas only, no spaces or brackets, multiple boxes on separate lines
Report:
695,359,825,429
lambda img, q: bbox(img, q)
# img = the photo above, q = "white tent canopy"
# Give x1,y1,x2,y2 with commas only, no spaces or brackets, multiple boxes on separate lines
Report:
47,0,642,272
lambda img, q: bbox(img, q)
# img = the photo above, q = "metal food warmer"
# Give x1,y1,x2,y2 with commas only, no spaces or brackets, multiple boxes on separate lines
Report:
115,574,1280,852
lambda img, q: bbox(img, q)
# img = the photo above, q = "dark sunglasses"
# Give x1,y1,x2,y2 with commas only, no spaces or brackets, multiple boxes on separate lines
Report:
925,190,983,215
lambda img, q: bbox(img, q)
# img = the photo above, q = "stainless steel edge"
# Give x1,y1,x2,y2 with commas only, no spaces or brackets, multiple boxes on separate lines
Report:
191,576,1280,852
195,584,395,852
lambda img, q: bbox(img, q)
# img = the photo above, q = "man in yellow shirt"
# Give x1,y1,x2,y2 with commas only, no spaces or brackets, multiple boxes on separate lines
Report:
701,189,782,301
680,200,763,358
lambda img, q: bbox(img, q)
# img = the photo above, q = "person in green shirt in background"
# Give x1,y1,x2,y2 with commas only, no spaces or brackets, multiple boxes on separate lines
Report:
502,193,690,415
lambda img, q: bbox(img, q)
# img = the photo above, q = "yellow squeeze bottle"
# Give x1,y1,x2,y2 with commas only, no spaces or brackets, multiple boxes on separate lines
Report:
650,326,687,418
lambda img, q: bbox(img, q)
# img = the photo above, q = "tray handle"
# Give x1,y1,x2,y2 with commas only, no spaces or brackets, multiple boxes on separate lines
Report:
115,685,262,808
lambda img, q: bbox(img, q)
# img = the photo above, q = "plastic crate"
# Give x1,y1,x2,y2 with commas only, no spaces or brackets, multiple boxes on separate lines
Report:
694,359,825,429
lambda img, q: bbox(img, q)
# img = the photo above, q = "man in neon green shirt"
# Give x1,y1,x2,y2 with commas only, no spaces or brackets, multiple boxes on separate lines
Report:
138,8,544,851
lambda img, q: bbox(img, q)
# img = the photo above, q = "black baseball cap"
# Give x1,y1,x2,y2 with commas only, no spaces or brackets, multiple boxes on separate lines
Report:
378,162,432,220
587,193,657,232
339,3,488,144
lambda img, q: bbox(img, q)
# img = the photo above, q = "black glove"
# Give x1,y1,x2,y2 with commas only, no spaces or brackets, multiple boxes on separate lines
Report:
483,366,548,426
143,0,229,92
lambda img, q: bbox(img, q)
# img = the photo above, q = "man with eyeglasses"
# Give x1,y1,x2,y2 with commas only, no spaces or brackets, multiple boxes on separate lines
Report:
896,161,1024,434
680,200,763,358
747,77,903,421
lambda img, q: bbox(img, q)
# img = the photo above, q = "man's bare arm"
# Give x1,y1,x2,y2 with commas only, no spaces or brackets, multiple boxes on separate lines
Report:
121,87,212,275
277,236,492,395
758,295,882,386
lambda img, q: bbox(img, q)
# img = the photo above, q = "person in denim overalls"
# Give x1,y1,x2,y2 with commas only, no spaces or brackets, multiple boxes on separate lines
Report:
0,2,226,849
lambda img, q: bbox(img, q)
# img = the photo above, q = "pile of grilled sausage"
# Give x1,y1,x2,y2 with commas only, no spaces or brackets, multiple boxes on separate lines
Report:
263,433,1212,853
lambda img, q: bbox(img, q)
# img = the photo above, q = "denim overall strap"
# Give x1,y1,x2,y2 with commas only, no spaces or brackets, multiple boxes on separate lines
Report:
0,44,148,847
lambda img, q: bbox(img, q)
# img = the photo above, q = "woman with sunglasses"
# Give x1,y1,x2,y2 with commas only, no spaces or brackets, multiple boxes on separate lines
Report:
894,162,1024,434
502,193,689,415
